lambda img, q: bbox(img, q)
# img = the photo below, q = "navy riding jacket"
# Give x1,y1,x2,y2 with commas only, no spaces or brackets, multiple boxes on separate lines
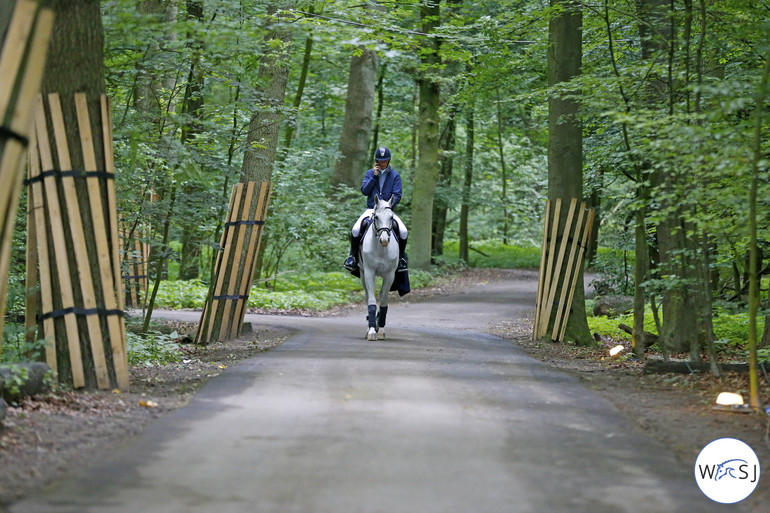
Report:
361,166,403,209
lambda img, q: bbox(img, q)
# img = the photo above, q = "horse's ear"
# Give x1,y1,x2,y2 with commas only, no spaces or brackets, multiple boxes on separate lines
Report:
374,194,380,203
388,196,394,207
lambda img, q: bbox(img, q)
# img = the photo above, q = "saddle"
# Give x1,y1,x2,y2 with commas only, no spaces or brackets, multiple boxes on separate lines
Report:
356,217,403,246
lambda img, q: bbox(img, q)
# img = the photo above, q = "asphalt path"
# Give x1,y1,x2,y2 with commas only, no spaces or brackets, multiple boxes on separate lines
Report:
12,271,737,513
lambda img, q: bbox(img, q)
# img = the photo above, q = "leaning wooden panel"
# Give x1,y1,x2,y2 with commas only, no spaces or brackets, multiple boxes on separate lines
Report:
0,2,54,356
231,181,272,338
75,93,129,391
202,184,243,343
0,142,26,350
218,181,256,341
227,183,261,340
543,198,577,339
24,179,38,347
195,185,238,343
536,198,561,339
0,0,36,116
532,200,551,341
27,136,57,376
101,96,127,350
32,97,85,388
552,203,587,341
49,93,110,389
559,209,596,342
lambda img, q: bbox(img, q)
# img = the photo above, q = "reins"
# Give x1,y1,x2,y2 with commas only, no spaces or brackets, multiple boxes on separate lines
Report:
369,207,393,240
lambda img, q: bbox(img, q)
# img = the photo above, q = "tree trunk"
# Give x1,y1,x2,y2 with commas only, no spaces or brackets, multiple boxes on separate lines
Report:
206,3,291,342
37,0,128,389
410,0,441,270
369,62,386,160
240,5,293,183
178,0,205,281
459,104,474,264
547,0,592,345
432,108,456,256
331,48,377,190
496,90,509,244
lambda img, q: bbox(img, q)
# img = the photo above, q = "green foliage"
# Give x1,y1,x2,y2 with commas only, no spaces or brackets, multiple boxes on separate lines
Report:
587,304,768,359
126,331,182,367
0,364,29,402
153,279,210,309
440,240,541,268
589,248,635,296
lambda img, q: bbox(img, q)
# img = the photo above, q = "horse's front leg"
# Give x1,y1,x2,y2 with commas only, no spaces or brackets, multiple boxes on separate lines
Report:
362,269,378,341
377,272,395,340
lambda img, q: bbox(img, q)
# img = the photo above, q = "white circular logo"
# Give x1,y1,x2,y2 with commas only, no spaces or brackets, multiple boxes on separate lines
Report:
694,438,761,504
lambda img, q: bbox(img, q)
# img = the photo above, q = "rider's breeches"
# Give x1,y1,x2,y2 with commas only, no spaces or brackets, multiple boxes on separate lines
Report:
351,210,408,240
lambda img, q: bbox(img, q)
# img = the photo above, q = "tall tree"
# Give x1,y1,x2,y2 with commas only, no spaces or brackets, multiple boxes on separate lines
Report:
331,47,378,190
546,0,593,344
410,0,441,270
241,4,294,183
178,0,206,281
459,103,474,264
37,0,128,389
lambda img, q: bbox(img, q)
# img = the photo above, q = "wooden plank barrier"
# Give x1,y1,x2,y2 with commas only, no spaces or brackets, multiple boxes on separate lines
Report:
0,1,54,360
119,221,150,308
26,93,128,390
533,198,595,342
196,181,272,344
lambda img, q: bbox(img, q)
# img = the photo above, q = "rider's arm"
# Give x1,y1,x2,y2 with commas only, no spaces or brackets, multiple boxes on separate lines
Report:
390,173,402,207
361,169,377,196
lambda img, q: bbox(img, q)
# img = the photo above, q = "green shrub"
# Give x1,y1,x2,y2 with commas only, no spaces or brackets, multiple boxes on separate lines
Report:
440,240,541,268
127,331,182,367
587,302,765,353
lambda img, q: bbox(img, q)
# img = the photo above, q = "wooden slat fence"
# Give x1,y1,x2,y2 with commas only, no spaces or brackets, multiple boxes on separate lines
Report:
0,1,53,359
120,221,150,308
26,93,128,390
196,181,271,344
533,198,596,342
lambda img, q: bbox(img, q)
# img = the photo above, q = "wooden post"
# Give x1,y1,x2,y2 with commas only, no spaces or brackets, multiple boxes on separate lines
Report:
533,200,551,341
196,181,272,344
0,1,54,359
559,208,595,342
27,93,128,390
533,198,595,342
535,198,561,339
552,201,586,340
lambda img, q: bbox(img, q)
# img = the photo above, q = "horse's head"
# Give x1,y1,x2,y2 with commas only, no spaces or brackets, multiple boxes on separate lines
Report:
373,194,394,247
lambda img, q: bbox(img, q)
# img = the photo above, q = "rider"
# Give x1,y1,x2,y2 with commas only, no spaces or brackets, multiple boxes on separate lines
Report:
343,146,408,274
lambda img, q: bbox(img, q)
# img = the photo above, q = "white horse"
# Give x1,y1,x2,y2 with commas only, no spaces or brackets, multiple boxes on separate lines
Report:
359,195,399,341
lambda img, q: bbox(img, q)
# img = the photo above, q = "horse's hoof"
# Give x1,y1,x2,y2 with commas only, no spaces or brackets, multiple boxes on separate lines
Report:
377,329,385,340
366,328,377,341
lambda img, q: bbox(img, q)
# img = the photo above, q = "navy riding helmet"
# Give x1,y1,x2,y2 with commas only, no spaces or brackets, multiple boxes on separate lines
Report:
375,147,391,161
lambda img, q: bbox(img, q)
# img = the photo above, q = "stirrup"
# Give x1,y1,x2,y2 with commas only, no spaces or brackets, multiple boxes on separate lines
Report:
344,256,358,272
397,258,408,272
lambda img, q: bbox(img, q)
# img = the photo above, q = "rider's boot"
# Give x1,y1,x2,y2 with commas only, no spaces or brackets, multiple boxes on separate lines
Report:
343,233,360,273
397,236,408,273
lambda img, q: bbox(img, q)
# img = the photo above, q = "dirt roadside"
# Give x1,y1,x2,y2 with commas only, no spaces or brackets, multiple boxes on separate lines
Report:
1,268,769,511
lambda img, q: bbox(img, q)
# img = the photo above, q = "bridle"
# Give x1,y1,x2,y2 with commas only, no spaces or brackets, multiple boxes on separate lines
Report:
371,206,393,241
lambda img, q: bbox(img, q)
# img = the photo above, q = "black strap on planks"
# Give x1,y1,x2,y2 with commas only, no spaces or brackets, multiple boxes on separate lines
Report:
24,169,115,186
0,125,29,147
224,220,265,228
41,307,125,320
212,294,248,301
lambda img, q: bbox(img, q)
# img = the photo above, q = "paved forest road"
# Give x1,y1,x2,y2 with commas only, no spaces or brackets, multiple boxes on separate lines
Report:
13,271,735,513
